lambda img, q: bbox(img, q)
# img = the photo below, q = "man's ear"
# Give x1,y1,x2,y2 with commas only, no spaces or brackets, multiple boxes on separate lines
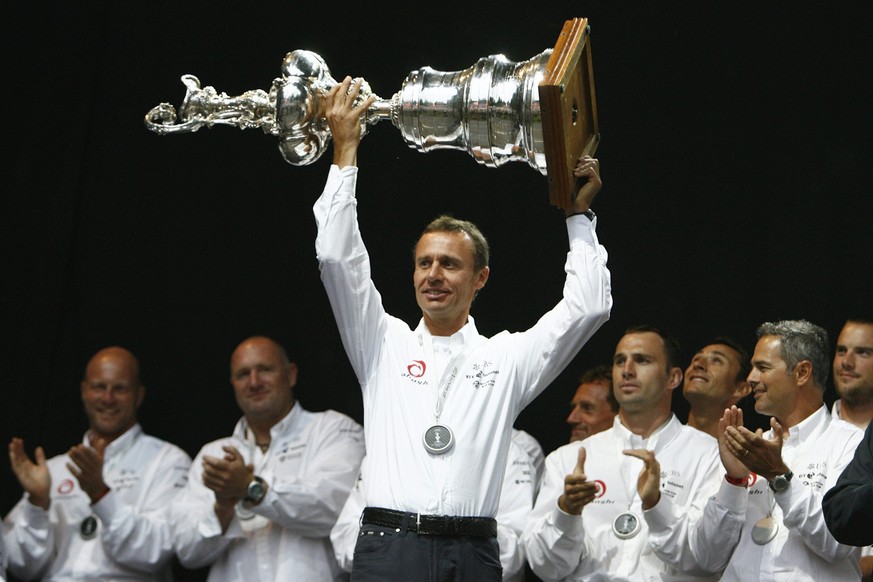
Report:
667,367,683,391
475,266,490,291
733,381,752,401
793,360,814,387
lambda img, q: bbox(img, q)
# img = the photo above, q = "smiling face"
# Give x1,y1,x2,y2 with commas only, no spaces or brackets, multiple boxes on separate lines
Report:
413,230,489,336
833,321,873,406
230,337,297,427
683,343,748,406
567,380,616,442
748,335,799,420
80,347,144,442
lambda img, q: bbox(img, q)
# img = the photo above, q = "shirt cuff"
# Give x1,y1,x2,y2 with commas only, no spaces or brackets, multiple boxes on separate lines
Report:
715,476,750,510
566,211,598,248
22,499,51,528
644,494,676,534
91,489,119,525
551,501,585,536
329,164,358,196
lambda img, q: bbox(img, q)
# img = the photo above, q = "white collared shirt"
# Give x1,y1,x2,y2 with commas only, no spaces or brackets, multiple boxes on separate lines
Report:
314,165,611,518
687,406,864,581
330,429,544,581
3,424,191,581
523,415,722,581
171,404,365,582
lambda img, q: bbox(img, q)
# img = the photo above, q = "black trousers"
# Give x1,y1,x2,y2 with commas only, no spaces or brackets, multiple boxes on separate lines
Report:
350,522,502,582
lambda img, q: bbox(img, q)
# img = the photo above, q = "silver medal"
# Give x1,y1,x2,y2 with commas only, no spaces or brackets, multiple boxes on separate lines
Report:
423,424,454,454
80,515,98,540
751,515,778,545
612,511,641,539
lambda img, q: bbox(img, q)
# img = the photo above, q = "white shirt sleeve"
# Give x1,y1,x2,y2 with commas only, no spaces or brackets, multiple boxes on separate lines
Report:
171,444,239,569
776,453,862,562
314,165,388,387
496,436,540,579
522,447,589,581
3,499,54,579
330,461,367,573
647,475,746,575
92,444,191,572
251,413,365,537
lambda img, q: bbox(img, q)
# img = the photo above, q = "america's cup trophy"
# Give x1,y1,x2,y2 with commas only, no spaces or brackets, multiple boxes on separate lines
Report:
145,18,599,209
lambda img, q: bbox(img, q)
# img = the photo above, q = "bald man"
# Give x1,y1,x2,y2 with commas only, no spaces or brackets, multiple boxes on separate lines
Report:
4,347,192,580
171,336,365,582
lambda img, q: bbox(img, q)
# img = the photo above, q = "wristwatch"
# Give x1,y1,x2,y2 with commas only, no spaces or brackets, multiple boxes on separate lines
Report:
769,470,793,493
243,475,268,506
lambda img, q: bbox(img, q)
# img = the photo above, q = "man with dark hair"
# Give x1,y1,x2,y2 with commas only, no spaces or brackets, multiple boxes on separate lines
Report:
4,347,192,580
683,338,751,437
831,318,873,429
524,326,721,581
171,336,365,581
567,364,618,443
315,77,612,580
655,319,865,581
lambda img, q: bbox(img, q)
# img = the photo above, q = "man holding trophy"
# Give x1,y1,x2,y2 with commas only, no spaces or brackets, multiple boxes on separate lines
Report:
313,75,612,580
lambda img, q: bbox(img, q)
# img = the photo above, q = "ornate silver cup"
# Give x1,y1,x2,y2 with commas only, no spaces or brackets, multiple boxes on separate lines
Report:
145,18,598,208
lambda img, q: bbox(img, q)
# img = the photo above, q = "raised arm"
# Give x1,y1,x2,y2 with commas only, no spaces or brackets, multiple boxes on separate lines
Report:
325,76,376,169
314,77,387,386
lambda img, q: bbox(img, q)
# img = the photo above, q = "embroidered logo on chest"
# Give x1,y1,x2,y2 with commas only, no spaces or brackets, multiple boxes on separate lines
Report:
466,360,500,389
401,360,430,385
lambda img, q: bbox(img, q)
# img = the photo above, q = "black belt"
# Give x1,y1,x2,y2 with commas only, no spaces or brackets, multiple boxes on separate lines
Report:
361,507,497,538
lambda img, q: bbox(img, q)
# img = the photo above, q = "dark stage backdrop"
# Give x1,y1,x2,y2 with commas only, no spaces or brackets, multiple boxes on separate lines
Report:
2,3,870,580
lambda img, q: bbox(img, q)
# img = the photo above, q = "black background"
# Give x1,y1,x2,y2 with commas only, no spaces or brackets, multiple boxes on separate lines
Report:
2,3,871,580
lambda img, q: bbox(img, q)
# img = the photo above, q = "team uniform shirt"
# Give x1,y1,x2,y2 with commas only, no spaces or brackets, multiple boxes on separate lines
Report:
495,430,545,582
511,428,546,489
3,424,191,581
314,165,612,520
523,415,722,581
329,429,544,581
171,404,365,582
685,406,863,581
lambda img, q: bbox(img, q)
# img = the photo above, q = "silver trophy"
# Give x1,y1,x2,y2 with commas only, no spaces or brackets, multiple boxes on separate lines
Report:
145,18,598,208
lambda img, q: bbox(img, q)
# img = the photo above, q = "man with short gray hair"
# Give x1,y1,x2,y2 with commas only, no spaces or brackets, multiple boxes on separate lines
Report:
649,320,865,581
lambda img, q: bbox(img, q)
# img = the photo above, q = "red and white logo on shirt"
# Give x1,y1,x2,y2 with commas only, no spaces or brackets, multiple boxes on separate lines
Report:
57,479,75,495
407,360,427,378
594,479,606,498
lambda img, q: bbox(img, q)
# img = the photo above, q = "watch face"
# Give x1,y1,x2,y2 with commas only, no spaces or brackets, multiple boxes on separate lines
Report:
771,471,792,492
246,479,266,502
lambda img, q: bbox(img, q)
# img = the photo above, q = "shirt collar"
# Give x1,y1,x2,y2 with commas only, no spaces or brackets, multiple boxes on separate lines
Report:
779,404,830,446
85,423,142,461
414,315,481,350
831,399,843,420
612,413,680,452
233,402,307,443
